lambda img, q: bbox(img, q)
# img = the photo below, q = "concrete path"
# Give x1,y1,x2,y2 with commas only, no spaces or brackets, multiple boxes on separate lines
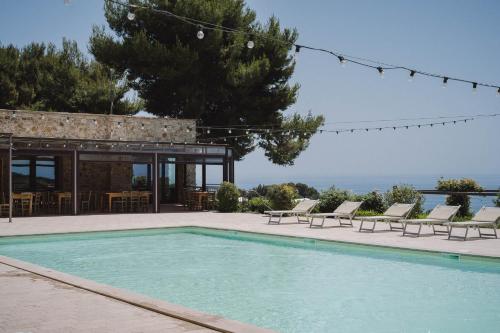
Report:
0,263,214,333
1,212,499,257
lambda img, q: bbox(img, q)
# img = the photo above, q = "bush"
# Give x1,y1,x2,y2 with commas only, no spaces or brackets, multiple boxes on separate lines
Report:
266,184,298,210
287,182,320,199
216,182,240,212
436,178,483,216
248,197,272,213
494,189,500,208
384,184,424,218
357,191,386,213
317,187,354,213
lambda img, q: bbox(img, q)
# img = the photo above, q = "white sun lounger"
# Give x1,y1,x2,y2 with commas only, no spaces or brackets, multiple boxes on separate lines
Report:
358,203,415,232
308,201,363,228
265,199,319,224
400,204,460,237
446,207,500,241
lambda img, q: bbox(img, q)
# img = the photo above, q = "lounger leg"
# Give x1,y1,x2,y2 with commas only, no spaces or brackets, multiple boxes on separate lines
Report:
463,227,469,241
403,223,407,236
360,219,377,232
417,223,422,237
448,226,453,240
268,213,283,224
309,216,325,228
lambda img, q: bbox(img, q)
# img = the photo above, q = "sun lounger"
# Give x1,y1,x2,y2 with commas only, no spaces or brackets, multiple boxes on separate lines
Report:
358,203,415,232
400,204,460,237
446,207,500,241
309,201,363,228
265,199,318,224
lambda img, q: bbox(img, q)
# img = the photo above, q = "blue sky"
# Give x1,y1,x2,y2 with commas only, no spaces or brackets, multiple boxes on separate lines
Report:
1,0,499,187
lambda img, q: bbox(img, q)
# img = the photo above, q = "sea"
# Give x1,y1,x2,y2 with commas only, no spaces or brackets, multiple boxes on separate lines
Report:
236,174,499,212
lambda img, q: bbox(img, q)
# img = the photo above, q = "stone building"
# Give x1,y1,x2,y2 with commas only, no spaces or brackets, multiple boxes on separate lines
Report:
0,109,234,219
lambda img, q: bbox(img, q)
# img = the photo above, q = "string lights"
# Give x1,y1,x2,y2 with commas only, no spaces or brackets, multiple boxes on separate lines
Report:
106,0,500,95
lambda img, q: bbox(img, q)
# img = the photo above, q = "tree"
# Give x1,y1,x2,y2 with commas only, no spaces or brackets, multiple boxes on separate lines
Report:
436,178,483,217
0,39,142,114
287,182,319,199
90,0,324,163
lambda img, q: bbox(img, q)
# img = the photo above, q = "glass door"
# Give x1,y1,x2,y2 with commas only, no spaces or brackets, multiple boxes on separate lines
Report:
159,159,176,203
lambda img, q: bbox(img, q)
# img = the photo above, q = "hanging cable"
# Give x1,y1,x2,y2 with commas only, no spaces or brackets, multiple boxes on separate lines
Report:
106,0,500,93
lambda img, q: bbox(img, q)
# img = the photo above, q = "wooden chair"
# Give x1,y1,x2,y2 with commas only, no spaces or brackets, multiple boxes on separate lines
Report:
60,195,72,215
80,191,92,214
0,192,9,217
111,193,127,213
33,192,42,215
139,192,149,212
129,191,141,212
206,192,217,210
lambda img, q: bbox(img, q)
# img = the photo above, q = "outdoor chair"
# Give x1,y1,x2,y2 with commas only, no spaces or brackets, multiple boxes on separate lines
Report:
139,192,149,212
80,191,92,214
129,191,141,212
265,199,319,224
309,201,363,228
358,203,415,232
400,204,460,237
111,193,127,213
446,207,500,241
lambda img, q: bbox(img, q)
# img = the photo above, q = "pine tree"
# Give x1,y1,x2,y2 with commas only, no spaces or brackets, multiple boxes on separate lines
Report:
90,0,324,164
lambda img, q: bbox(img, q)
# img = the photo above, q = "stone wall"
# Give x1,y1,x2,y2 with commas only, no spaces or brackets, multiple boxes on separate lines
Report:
0,109,196,143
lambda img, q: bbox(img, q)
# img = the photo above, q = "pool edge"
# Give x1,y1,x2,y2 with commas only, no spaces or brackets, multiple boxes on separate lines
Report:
0,255,275,333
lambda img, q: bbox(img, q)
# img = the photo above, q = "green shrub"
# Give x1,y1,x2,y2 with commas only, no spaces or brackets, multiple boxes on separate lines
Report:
384,184,424,218
287,182,320,199
267,184,298,210
355,210,381,217
317,187,354,213
436,178,483,216
357,191,386,213
248,197,272,213
494,189,500,208
216,182,240,212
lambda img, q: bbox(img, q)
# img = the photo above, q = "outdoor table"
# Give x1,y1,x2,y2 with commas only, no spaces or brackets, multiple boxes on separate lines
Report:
106,192,124,213
191,191,208,210
56,192,72,214
13,193,33,216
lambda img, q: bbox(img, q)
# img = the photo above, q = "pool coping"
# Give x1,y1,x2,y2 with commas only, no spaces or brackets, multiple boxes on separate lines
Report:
0,255,275,333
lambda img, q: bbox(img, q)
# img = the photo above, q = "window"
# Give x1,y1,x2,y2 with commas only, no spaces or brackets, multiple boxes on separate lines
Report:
132,164,151,191
12,160,30,192
36,159,56,190
12,157,57,192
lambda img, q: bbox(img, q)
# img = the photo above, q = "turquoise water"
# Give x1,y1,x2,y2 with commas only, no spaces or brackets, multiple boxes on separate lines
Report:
1,228,500,333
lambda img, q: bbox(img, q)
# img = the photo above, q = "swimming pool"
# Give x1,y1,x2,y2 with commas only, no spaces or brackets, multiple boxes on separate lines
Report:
1,227,499,333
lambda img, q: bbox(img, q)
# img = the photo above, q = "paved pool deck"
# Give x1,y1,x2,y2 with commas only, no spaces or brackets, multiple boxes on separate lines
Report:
0,263,215,333
1,212,499,258
1,212,499,333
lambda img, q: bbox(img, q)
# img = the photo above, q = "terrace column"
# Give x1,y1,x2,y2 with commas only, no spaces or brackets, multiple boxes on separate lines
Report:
222,148,228,182
72,150,78,215
153,153,159,213
229,156,235,184
201,162,207,191
8,136,12,223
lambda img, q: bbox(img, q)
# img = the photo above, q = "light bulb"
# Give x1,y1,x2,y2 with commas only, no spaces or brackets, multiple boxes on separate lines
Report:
338,56,346,67
247,40,255,49
442,77,448,88
408,70,416,82
228,129,232,134
377,67,384,78
197,28,205,40
127,12,135,21
472,82,477,93
207,129,211,134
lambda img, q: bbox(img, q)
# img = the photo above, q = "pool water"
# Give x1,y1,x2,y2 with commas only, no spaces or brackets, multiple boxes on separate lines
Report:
1,228,500,333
